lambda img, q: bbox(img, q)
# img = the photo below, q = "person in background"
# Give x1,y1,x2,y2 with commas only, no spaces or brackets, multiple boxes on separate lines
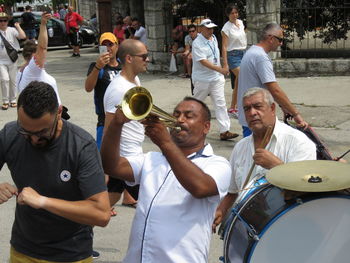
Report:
237,23,307,137
21,5,36,40
191,18,239,141
59,4,67,20
182,24,197,79
0,12,26,110
123,16,135,39
221,4,247,118
113,20,125,44
131,18,147,45
64,6,83,57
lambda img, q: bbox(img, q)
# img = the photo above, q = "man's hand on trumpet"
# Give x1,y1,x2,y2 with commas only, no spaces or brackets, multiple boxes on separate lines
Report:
142,116,173,148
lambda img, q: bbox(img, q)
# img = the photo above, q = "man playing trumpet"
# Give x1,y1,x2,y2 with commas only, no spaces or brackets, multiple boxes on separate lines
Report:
101,97,231,263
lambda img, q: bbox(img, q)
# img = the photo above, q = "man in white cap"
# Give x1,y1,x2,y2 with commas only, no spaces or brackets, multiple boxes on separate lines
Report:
192,18,239,140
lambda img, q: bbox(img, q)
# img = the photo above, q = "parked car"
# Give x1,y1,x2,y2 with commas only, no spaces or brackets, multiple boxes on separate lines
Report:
9,11,98,47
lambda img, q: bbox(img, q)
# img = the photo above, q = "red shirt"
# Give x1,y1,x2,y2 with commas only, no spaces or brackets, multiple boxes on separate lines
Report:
64,12,83,33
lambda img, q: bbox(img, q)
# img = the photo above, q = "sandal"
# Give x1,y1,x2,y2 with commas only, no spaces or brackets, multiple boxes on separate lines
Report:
2,103,9,110
122,202,137,208
10,102,17,108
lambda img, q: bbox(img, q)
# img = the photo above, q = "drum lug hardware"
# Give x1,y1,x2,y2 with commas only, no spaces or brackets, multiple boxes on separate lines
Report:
247,224,259,241
296,198,303,205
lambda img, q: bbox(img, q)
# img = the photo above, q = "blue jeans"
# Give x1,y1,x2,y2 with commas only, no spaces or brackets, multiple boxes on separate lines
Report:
96,126,104,150
25,29,36,40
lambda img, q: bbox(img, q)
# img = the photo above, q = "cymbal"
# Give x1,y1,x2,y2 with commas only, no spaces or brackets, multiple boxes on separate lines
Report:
266,160,350,192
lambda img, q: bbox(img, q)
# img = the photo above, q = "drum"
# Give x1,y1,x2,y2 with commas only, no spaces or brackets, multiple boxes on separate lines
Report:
221,178,350,263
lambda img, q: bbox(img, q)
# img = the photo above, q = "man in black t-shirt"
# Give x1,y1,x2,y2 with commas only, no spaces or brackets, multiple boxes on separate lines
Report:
85,32,121,149
21,5,36,40
0,81,110,262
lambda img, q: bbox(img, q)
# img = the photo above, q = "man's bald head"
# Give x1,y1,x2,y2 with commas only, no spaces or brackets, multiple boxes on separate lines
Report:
117,39,145,65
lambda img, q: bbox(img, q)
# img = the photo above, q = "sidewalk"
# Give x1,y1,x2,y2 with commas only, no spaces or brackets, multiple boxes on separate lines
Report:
0,47,349,262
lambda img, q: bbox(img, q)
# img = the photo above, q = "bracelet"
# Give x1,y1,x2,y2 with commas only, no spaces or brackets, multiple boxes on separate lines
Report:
94,65,101,70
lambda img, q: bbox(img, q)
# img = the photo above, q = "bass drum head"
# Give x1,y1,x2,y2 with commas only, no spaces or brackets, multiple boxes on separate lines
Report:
250,197,350,263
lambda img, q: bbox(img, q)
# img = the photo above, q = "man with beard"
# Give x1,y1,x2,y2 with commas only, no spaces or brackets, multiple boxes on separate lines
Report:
101,97,231,262
0,81,110,262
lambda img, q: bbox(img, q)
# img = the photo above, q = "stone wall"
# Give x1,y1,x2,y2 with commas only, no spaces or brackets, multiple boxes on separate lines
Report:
77,0,95,19
144,0,172,72
274,59,350,77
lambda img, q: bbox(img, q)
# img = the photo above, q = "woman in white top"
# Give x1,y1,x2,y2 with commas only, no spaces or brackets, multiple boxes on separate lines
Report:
221,5,247,116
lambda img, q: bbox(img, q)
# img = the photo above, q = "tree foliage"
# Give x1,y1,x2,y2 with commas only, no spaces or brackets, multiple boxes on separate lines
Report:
280,0,349,44
173,0,349,45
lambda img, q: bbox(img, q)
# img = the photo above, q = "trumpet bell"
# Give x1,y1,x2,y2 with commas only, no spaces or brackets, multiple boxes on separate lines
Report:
121,86,153,121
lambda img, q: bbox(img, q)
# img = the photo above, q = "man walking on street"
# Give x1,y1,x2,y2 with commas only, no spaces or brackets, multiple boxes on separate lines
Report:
192,18,238,140
238,23,308,137
65,6,83,57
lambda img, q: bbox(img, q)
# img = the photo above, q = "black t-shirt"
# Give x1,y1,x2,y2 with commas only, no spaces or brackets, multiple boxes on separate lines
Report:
21,12,36,30
87,62,120,126
0,120,106,261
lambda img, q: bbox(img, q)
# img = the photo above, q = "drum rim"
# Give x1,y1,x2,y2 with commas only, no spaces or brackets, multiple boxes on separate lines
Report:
223,183,272,261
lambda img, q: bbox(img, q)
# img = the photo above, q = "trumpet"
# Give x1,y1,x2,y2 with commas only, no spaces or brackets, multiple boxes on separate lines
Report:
120,86,181,131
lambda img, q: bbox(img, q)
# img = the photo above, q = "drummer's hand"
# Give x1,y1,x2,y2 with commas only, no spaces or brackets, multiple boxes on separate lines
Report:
293,113,308,129
212,209,223,234
253,149,283,169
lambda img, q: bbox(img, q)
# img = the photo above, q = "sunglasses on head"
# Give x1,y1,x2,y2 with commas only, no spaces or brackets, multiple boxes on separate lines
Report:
131,53,148,61
271,35,283,43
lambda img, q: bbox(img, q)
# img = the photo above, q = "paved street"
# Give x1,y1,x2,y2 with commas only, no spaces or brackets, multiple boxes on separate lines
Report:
0,47,349,262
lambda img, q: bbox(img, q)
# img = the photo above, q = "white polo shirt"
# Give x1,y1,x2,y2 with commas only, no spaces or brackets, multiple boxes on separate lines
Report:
228,119,317,193
104,73,144,156
16,57,62,105
123,144,231,263
192,33,224,83
221,19,247,51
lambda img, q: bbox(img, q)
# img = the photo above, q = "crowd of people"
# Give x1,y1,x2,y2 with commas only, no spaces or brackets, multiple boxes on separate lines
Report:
0,4,343,263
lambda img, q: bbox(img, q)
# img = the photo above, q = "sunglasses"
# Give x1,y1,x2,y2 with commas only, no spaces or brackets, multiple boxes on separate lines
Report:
0,20,8,23
271,35,283,43
17,114,58,140
131,53,148,61
188,30,196,33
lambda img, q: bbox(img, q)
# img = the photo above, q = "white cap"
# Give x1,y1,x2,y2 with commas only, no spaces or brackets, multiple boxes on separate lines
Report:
200,19,217,28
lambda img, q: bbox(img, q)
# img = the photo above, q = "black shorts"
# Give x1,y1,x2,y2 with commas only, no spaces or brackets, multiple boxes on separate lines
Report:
68,30,79,46
107,177,139,200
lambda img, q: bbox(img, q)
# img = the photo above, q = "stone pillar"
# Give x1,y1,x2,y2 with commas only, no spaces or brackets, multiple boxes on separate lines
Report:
246,0,280,58
144,0,172,71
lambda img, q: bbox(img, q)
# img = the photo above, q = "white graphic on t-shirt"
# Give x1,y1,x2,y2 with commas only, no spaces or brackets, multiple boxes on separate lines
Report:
60,170,71,182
